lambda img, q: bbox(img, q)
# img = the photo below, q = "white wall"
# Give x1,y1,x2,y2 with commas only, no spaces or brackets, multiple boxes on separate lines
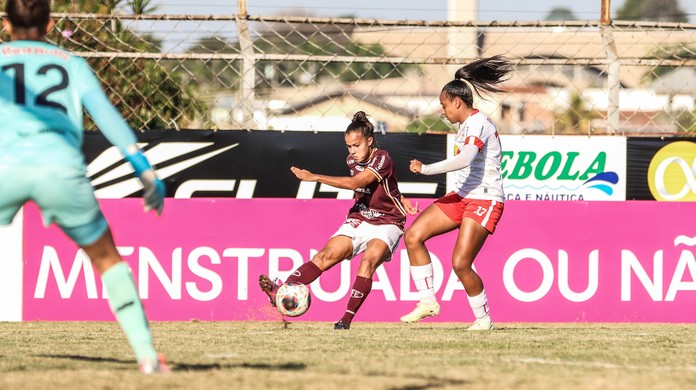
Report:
0,210,23,321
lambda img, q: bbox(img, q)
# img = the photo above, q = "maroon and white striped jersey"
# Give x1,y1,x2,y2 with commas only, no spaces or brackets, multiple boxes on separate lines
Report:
346,148,407,229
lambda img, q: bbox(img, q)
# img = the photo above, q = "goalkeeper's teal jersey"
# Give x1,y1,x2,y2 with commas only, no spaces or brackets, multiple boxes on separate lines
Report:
0,40,135,169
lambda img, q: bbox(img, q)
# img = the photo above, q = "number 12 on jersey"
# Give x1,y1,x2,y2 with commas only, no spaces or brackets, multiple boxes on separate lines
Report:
2,62,69,114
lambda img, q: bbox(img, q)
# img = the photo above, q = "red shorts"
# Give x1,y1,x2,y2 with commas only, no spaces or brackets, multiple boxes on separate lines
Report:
434,192,504,233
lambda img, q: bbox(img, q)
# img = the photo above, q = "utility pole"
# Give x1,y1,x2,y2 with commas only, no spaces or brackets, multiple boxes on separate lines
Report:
446,0,478,84
237,0,256,130
601,0,621,134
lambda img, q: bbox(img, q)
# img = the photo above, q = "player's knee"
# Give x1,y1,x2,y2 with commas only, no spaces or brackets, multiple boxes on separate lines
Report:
359,256,382,275
404,229,425,249
452,259,475,276
311,250,335,268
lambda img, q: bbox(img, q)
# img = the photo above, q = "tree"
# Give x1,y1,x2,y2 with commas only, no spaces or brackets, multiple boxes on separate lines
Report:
544,7,578,21
688,111,696,133
252,22,419,91
616,0,688,22
616,0,643,20
176,36,241,91
128,0,157,14
405,116,455,133
554,91,601,134
643,44,696,81
38,0,206,130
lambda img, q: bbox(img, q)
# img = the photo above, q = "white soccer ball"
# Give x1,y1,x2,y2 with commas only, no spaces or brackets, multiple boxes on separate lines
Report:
275,282,311,317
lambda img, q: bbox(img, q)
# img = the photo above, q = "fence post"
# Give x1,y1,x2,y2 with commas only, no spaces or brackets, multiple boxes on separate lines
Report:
600,0,621,135
236,0,256,130
447,0,478,83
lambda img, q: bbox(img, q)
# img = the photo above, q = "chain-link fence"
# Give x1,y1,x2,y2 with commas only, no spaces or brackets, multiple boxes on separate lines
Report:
5,12,695,135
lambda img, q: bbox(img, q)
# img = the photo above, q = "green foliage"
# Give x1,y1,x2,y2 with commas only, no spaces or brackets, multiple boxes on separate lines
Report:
47,0,156,14
544,7,578,21
616,0,644,20
127,0,157,14
672,109,696,133
175,36,241,92
254,35,419,90
554,90,601,134
643,44,696,82
615,0,688,22
42,1,206,130
405,116,454,133
330,42,418,83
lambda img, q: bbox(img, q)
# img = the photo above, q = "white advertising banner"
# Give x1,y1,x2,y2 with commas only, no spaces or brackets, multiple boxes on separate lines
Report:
0,211,23,321
445,135,627,201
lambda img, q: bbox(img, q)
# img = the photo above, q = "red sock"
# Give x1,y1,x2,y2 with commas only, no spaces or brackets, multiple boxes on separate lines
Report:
286,262,322,285
341,276,372,325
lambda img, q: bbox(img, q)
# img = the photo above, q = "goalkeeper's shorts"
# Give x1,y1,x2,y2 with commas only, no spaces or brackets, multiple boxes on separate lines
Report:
0,164,107,246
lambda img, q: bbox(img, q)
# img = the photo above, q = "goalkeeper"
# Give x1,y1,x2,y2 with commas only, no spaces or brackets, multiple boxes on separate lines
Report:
0,0,167,374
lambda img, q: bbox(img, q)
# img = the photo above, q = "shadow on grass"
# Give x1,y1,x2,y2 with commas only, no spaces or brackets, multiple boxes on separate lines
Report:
35,354,306,373
35,354,133,365
173,361,306,372
387,376,468,390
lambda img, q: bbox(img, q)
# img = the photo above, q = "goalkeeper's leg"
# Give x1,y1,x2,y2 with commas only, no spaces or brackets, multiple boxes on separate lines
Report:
80,229,166,373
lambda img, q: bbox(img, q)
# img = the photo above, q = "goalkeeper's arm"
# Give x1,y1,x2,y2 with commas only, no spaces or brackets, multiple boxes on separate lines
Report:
82,89,165,215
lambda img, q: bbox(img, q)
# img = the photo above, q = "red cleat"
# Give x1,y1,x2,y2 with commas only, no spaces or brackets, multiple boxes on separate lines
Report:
139,353,170,374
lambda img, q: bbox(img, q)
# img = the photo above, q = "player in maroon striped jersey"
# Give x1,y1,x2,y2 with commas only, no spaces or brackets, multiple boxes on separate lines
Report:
401,56,512,331
259,111,418,329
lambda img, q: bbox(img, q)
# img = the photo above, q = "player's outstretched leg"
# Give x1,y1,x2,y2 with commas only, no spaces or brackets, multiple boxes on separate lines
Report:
259,274,281,306
261,262,324,307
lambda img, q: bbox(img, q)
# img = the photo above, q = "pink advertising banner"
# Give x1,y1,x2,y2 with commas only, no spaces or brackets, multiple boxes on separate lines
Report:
22,199,696,323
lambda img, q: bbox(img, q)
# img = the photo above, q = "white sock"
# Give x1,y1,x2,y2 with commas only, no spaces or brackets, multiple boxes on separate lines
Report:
410,264,436,304
467,290,490,320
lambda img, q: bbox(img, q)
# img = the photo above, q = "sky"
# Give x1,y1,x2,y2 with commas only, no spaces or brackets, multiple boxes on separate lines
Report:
143,0,696,52
152,0,696,23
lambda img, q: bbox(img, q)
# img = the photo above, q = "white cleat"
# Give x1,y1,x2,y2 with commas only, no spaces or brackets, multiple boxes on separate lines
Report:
467,317,494,331
400,301,441,323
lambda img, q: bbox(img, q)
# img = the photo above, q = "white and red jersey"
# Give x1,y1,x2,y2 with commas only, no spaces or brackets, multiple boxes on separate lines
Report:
346,148,407,229
451,110,505,202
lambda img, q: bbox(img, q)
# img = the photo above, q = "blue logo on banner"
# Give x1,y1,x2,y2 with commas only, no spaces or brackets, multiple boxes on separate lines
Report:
582,172,619,195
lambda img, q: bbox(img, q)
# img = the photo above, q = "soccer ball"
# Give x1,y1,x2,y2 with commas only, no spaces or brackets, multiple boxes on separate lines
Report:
275,282,311,317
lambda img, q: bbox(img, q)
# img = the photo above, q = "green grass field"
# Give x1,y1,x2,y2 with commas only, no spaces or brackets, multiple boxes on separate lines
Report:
1,321,696,389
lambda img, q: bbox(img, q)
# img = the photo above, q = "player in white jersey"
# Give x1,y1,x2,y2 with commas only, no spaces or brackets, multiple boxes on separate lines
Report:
0,0,167,373
449,111,504,202
400,56,512,331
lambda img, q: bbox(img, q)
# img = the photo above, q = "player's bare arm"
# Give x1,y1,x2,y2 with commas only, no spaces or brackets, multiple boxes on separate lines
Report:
290,166,377,191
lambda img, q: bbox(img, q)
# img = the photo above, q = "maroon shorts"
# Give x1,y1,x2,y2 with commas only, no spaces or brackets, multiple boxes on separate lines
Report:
434,192,504,233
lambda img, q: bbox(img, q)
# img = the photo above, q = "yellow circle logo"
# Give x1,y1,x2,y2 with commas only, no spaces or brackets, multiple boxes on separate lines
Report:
648,141,696,201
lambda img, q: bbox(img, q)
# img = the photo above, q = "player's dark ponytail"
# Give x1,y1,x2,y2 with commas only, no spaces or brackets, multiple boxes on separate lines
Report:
6,0,51,31
346,111,375,139
443,55,513,107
